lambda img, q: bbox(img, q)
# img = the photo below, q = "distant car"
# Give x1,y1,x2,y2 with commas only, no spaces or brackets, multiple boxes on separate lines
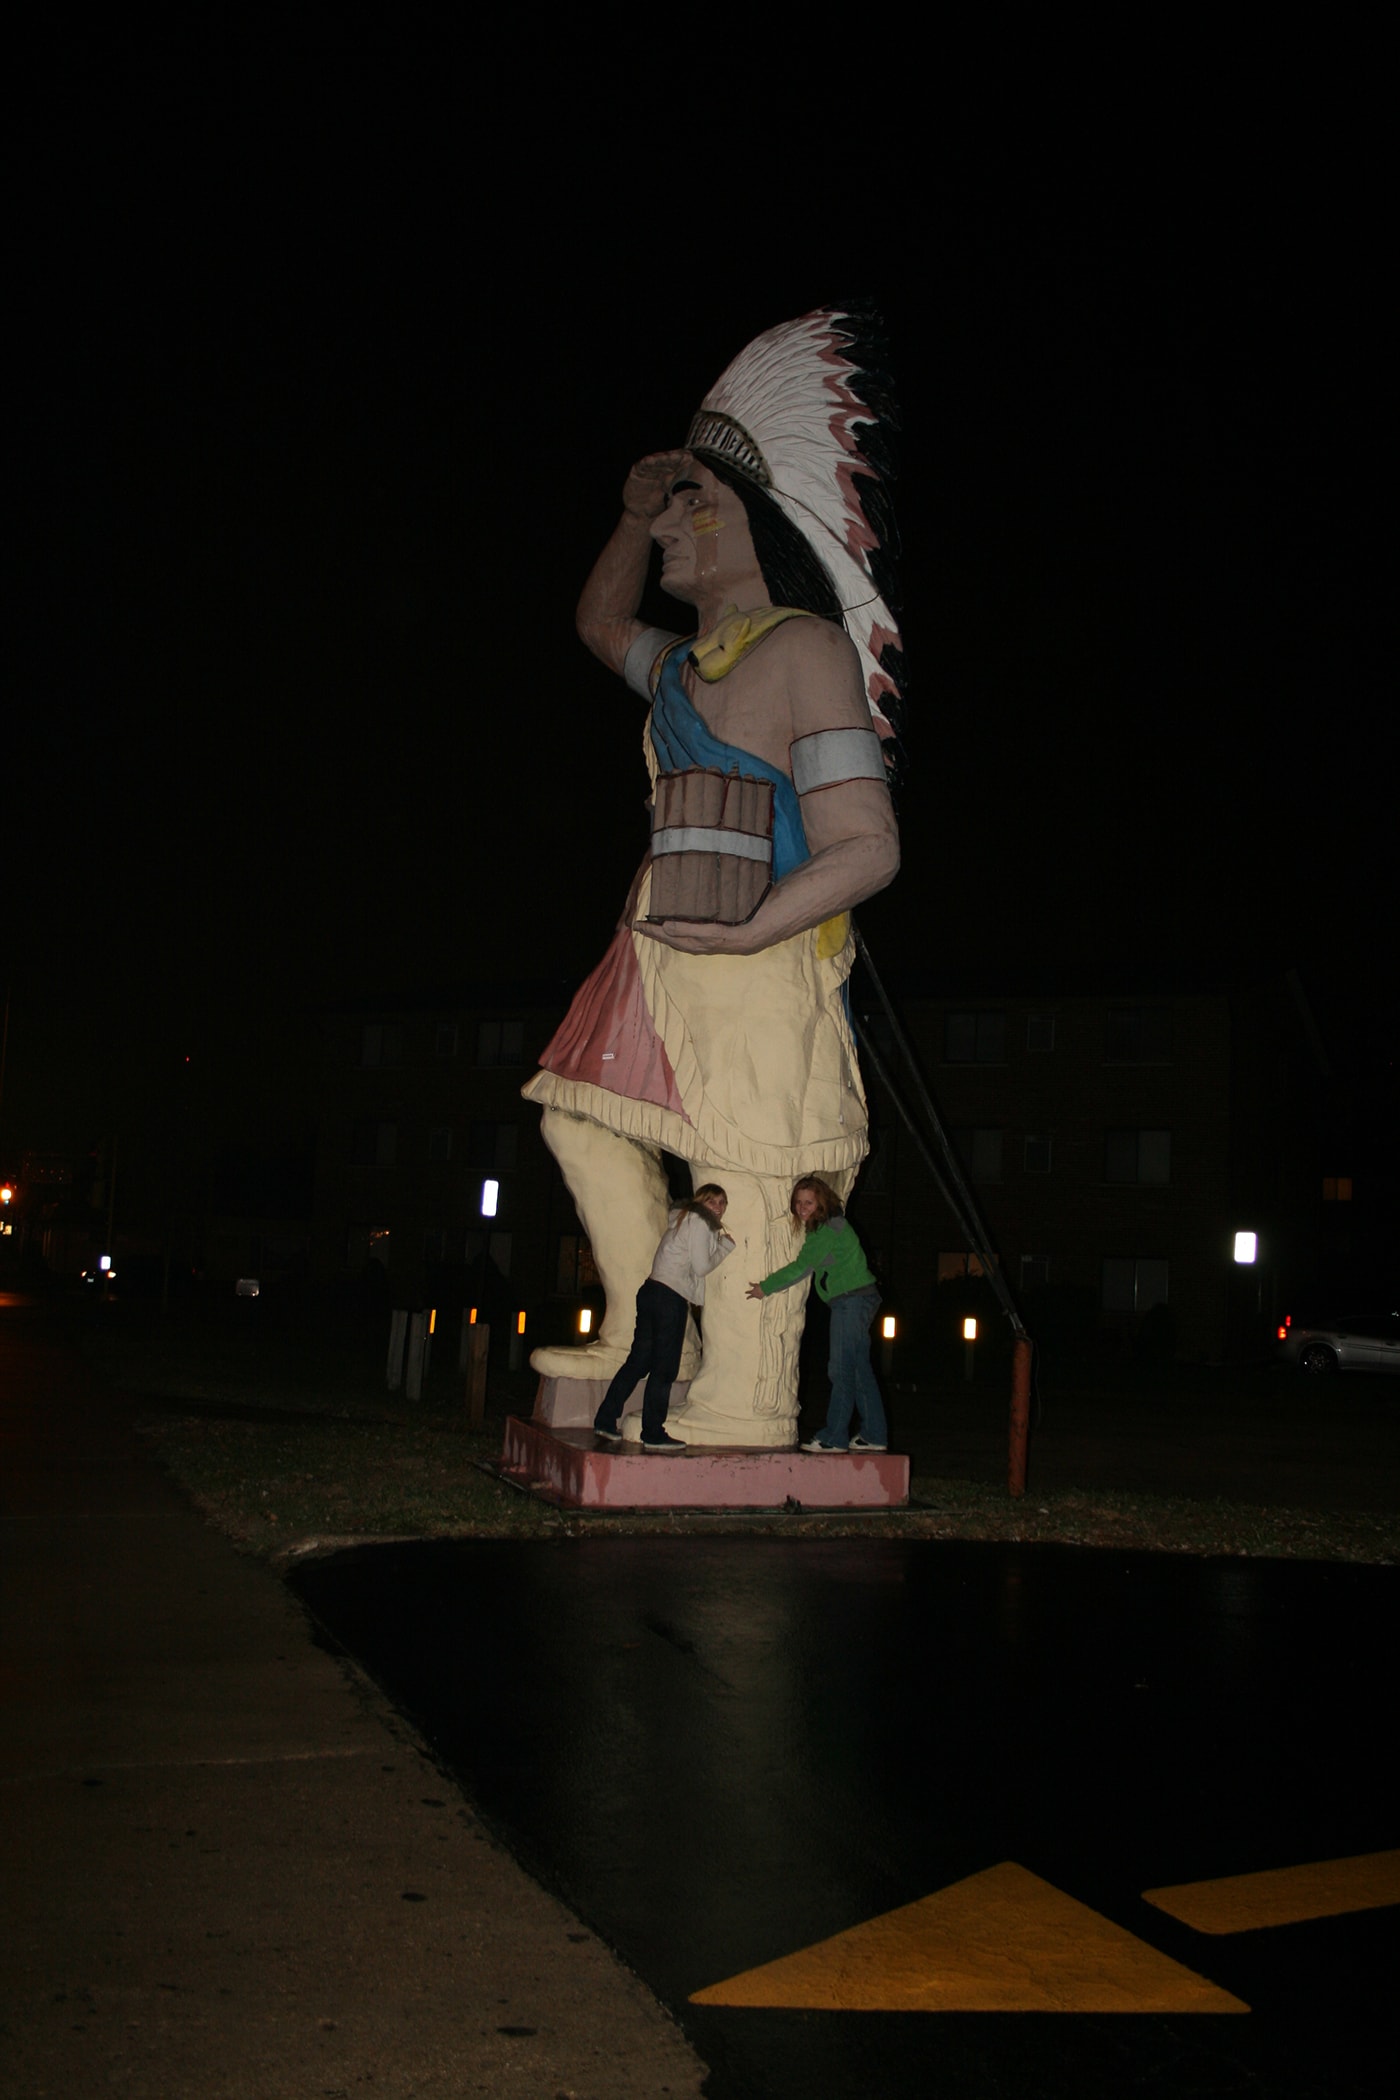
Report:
1276,1310,1400,1377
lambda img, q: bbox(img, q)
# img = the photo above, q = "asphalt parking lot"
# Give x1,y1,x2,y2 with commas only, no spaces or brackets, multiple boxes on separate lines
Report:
291,1533,1400,2100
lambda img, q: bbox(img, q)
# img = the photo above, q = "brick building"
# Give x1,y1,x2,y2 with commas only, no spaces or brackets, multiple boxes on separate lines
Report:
309,973,1351,1368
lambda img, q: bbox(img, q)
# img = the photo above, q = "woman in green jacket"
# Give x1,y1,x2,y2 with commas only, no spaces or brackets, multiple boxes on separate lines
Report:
747,1176,888,1453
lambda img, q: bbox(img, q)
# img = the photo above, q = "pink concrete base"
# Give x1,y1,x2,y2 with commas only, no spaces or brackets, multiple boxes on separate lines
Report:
499,1416,910,1512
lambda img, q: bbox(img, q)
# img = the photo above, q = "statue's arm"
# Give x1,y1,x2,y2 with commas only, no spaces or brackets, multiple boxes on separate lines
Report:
576,449,689,677
641,619,899,955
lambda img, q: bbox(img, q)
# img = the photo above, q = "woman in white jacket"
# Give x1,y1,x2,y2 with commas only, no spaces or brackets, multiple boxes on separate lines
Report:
593,1186,733,1451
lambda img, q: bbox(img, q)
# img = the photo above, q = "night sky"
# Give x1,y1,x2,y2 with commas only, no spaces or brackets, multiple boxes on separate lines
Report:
7,18,1390,1183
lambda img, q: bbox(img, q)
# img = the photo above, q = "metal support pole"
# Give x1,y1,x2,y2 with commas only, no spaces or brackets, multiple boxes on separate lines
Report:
387,1309,408,1391
405,1312,428,1401
465,1322,489,1430
1009,1335,1033,1499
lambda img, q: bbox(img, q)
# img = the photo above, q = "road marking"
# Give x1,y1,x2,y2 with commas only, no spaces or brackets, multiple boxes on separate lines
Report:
690,1862,1248,2013
1143,1849,1400,1935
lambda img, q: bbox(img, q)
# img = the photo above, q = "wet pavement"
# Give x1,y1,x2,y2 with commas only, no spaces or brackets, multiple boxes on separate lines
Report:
290,1536,1399,2100
0,1299,707,2099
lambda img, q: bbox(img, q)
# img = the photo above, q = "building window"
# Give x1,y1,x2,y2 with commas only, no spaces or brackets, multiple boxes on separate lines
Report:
1023,1134,1053,1174
423,1226,448,1263
467,1121,519,1173
476,1019,526,1067
1104,1129,1171,1184
945,1011,1006,1064
555,1233,601,1293
1322,1176,1354,1202
1104,1007,1173,1064
349,1121,397,1167
937,1251,993,1281
954,1127,1004,1183
1020,1254,1050,1291
347,1224,391,1271
428,1126,453,1163
360,1023,403,1069
1102,1257,1169,1314
1026,1013,1056,1053
435,1023,459,1058
466,1229,513,1278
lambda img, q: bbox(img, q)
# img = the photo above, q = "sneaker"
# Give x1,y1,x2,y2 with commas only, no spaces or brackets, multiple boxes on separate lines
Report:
801,1437,848,1453
593,1422,623,1445
850,1435,887,1452
641,1431,687,1453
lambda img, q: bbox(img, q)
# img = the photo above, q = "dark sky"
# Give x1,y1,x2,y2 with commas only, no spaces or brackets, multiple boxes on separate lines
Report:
6,17,1390,1169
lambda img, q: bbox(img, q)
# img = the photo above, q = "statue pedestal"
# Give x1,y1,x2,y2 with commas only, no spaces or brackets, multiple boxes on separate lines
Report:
499,1417,910,1512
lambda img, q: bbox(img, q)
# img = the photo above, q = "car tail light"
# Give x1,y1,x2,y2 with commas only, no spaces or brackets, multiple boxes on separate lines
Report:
1276,1325,1288,1340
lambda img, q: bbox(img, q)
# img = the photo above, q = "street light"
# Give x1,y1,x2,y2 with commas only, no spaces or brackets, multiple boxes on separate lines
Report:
963,1315,977,1383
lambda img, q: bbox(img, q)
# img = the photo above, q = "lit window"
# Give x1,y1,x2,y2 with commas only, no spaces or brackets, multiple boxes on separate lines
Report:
346,1224,391,1270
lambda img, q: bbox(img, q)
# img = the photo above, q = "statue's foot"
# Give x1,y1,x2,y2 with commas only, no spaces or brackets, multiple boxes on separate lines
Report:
529,1340,627,1381
530,1340,702,1382
665,1415,797,1449
671,1375,797,1448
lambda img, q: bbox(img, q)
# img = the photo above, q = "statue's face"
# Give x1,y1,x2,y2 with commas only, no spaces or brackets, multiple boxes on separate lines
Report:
650,462,763,607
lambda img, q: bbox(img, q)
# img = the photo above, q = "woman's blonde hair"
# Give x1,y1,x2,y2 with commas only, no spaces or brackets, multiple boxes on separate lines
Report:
686,1182,728,1217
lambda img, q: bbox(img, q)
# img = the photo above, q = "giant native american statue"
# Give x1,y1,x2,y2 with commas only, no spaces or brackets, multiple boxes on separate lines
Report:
523,305,905,1446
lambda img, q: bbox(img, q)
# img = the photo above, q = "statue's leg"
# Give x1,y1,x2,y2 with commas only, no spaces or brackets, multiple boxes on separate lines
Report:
529,1109,697,1381
670,1162,862,1447
666,1170,805,1447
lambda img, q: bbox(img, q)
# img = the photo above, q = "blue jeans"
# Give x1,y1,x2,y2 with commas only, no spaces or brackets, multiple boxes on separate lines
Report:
819,1285,887,1449
595,1279,688,1441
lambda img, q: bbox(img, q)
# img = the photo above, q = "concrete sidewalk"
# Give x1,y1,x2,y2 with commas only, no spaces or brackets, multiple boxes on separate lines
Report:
0,1296,707,2099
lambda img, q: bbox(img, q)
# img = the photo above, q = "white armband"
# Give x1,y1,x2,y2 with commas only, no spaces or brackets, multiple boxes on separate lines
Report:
790,726,887,795
623,626,681,699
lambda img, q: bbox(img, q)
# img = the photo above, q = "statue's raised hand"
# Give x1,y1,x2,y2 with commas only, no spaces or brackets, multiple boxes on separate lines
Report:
623,449,692,521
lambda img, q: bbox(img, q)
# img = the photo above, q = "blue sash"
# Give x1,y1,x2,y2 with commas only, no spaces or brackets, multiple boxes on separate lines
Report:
650,646,809,882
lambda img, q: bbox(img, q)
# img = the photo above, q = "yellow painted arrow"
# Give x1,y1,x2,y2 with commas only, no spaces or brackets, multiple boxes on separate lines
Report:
1143,1849,1400,1935
690,1862,1248,2014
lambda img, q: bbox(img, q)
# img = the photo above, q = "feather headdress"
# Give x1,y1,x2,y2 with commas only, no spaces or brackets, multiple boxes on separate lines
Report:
686,304,905,747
